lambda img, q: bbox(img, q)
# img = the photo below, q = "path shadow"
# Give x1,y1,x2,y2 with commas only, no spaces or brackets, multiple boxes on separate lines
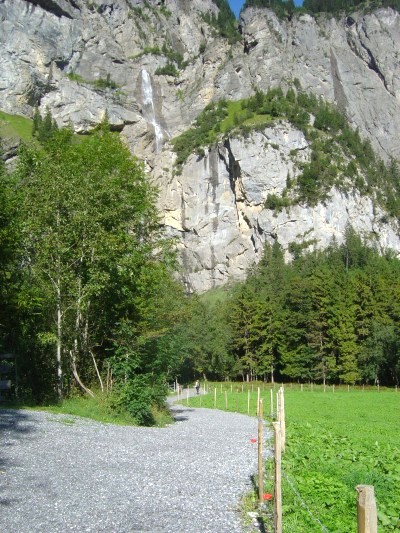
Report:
0,409,37,508
169,406,194,422
0,409,37,468
0,408,36,435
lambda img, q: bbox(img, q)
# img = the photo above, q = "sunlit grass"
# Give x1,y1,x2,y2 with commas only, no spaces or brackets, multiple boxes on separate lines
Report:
0,110,33,141
243,114,273,128
220,100,245,132
219,101,274,133
4,392,174,427
199,285,232,306
187,382,400,531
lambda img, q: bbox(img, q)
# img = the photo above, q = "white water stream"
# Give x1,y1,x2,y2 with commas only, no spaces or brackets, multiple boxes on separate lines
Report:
141,69,164,152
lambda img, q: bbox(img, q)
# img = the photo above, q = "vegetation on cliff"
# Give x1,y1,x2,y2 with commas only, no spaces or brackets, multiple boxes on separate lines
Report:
243,0,400,17
204,0,241,43
172,86,400,218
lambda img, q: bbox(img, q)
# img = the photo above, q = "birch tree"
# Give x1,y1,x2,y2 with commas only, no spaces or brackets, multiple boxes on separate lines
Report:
15,126,170,400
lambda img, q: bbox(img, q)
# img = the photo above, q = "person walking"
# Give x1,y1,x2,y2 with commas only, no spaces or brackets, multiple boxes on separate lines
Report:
195,380,200,395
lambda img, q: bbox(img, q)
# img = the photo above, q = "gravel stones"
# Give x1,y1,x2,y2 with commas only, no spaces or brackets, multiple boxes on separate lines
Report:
0,403,261,532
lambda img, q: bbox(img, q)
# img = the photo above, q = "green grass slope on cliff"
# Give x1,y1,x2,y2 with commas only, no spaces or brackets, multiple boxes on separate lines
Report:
0,111,33,142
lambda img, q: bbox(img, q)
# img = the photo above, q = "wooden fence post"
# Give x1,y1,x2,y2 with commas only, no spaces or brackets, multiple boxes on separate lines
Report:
276,392,280,423
279,387,286,453
356,485,377,533
247,389,250,415
270,388,273,419
258,399,263,504
225,390,228,410
273,421,282,533
214,387,217,408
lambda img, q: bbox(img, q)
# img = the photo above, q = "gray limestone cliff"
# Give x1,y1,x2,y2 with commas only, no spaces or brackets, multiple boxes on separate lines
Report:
1,0,400,291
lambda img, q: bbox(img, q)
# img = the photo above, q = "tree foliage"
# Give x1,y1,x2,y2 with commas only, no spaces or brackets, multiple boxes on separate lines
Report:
2,124,187,422
173,87,400,218
203,0,241,43
243,0,400,16
32,106,59,143
180,233,400,387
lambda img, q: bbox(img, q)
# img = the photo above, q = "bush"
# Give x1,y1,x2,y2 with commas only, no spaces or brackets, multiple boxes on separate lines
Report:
155,62,179,77
92,74,119,90
265,193,291,210
111,374,168,426
314,103,345,133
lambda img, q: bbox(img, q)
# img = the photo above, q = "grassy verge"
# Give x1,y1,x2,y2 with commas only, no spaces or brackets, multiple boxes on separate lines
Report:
1,393,174,427
187,383,400,532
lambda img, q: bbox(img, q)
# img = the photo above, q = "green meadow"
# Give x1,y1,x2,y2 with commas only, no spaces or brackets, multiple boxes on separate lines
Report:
186,384,400,532
0,110,33,141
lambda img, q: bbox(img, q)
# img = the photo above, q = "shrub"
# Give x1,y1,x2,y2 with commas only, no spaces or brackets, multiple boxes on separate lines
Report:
111,375,168,426
265,193,291,210
92,74,119,90
155,62,179,77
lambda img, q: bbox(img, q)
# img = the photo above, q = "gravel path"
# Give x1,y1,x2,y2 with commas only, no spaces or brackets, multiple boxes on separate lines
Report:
0,394,264,532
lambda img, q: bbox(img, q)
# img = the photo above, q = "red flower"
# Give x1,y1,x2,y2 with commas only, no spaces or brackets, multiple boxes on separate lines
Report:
263,493,273,501
250,438,257,443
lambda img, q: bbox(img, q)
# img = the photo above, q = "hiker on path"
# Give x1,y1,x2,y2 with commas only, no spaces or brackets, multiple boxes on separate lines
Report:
195,380,200,395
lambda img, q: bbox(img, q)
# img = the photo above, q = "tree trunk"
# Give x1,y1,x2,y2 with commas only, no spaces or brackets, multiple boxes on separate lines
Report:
56,283,63,400
91,350,104,392
70,351,96,398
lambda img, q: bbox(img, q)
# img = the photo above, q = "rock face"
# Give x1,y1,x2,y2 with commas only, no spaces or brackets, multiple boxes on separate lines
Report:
1,0,400,291
238,7,400,162
160,125,400,291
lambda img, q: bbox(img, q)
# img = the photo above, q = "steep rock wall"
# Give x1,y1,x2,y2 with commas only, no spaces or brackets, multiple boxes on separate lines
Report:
160,125,400,292
236,7,400,162
1,0,400,290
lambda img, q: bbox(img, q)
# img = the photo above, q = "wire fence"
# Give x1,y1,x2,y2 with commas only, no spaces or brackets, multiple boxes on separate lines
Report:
282,472,329,532
180,382,379,532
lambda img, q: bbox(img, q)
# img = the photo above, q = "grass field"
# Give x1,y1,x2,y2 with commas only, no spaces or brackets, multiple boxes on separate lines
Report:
219,101,273,133
0,110,33,141
186,383,400,532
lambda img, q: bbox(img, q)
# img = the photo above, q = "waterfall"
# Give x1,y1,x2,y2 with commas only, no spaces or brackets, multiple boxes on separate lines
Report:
141,69,164,152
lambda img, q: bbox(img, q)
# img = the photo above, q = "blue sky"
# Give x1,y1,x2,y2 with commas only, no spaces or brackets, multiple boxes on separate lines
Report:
228,0,245,17
228,0,302,18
